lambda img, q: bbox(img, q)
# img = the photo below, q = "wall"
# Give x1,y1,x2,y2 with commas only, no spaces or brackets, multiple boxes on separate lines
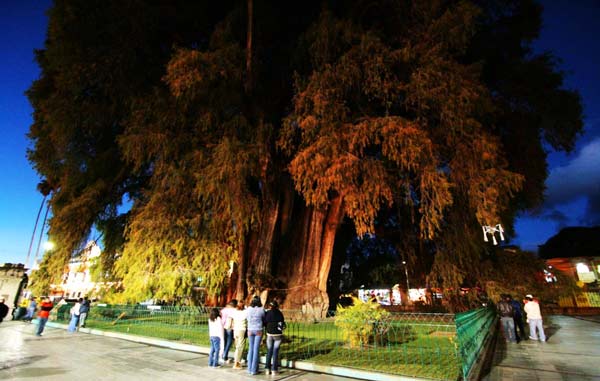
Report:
0,263,27,319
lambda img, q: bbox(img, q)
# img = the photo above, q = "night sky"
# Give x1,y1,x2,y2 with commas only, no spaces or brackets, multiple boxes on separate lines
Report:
0,0,598,265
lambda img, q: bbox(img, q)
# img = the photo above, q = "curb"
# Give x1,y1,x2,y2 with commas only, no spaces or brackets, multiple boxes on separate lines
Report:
46,321,430,381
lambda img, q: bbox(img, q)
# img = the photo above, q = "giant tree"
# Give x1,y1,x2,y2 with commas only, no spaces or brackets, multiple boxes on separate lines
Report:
27,1,582,313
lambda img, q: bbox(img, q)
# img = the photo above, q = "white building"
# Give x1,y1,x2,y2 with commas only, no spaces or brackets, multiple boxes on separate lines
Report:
51,241,101,299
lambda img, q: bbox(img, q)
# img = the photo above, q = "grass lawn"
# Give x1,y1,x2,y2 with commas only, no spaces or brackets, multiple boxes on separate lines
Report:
72,312,460,380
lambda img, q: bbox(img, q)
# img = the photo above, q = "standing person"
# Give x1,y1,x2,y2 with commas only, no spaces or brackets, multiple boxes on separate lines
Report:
36,297,54,336
208,307,224,368
524,294,546,342
496,294,516,343
220,299,237,364
0,298,9,323
16,297,29,320
232,301,247,370
67,298,82,332
509,295,525,342
246,296,265,375
264,301,285,376
25,297,37,321
78,297,90,328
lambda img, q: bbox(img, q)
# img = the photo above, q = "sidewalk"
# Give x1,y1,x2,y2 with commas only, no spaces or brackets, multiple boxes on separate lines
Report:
481,315,600,381
4,315,598,381
0,321,413,381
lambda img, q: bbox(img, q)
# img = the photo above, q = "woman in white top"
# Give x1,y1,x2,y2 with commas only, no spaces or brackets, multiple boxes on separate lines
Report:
232,301,248,369
67,298,81,332
208,307,224,367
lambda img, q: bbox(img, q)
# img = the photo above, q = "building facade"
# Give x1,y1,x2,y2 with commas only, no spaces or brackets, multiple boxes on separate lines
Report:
0,263,28,319
50,241,101,299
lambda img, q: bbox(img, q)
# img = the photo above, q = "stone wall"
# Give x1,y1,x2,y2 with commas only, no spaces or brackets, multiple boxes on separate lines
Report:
0,263,27,319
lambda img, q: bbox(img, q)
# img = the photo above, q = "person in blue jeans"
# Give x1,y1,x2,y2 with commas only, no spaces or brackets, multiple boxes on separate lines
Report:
496,294,516,343
509,295,525,342
220,299,237,363
246,296,265,375
208,308,224,367
265,300,286,375
36,297,54,336
67,298,82,332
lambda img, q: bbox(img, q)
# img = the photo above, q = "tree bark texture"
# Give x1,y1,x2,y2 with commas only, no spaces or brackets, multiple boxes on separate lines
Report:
276,196,345,318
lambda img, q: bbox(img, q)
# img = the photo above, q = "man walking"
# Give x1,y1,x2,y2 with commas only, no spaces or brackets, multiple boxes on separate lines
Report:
524,294,546,342
36,297,54,336
509,295,526,342
497,294,516,343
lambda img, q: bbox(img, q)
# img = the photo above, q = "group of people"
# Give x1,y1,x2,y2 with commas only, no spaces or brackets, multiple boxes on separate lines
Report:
12,296,38,321
208,295,286,376
497,293,546,343
0,295,54,335
7,295,92,336
67,297,91,332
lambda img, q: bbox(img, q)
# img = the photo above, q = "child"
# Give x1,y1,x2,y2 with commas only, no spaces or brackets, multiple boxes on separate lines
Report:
208,307,224,367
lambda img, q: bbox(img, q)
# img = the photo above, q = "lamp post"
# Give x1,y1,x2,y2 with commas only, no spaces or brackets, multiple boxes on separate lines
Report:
402,260,410,292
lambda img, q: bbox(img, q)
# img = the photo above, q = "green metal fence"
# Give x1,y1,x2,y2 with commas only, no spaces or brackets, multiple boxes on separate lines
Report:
52,304,496,380
455,306,497,380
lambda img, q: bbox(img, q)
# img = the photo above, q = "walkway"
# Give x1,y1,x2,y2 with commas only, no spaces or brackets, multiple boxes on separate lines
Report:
3,315,599,381
481,315,600,381
0,321,405,381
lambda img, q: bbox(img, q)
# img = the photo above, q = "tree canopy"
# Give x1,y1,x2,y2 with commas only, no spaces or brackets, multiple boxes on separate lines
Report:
28,0,582,308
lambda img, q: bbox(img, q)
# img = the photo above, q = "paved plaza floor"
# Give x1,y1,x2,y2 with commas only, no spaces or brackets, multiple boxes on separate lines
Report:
482,315,600,381
2,315,599,381
0,322,365,381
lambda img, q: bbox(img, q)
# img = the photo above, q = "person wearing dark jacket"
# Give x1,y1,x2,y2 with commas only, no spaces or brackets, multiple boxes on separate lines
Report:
497,294,516,343
78,297,90,328
0,298,9,323
264,301,286,375
509,295,526,342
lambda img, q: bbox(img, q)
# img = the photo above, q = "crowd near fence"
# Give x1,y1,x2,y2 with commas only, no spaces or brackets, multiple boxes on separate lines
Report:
49,303,497,380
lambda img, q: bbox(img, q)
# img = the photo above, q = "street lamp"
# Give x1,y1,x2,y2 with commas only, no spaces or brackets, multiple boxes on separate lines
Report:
402,261,410,292
482,224,505,245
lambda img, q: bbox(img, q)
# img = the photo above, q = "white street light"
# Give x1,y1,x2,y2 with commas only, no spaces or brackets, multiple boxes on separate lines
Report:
402,261,410,293
482,224,505,245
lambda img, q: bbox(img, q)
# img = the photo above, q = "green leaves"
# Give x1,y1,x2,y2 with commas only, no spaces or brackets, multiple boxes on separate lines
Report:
335,297,391,348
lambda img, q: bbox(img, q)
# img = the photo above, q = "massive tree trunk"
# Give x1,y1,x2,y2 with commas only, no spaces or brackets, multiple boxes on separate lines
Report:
278,196,345,318
245,189,281,299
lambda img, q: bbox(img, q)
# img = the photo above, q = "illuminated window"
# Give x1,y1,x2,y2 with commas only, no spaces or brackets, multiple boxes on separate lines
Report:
576,263,590,273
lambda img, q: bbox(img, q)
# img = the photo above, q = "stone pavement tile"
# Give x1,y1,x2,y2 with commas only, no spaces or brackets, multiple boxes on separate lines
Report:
1,322,364,381
562,375,598,381
534,372,562,381
483,316,600,381
129,346,205,362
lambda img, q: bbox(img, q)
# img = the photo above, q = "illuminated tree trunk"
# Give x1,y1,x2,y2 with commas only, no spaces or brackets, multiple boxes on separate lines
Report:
277,196,345,318
245,189,281,297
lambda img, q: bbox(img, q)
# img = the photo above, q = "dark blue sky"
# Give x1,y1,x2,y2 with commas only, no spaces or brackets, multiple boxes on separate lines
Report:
0,0,598,265
514,0,600,251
